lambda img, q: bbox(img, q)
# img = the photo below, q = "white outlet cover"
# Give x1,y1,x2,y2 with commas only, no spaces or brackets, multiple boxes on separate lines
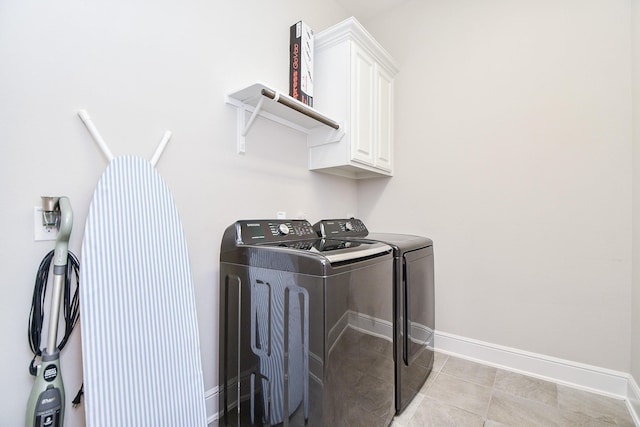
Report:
34,207,58,241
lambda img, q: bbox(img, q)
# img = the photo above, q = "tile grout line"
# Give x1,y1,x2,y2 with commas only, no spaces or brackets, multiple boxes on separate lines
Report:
483,367,501,422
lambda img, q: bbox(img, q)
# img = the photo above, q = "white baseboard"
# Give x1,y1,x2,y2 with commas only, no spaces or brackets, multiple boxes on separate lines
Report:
435,330,629,399
628,375,640,426
205,386,219,426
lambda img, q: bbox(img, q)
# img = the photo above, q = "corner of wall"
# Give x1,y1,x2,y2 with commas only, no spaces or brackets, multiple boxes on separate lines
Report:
627,374,640,425
631,0,640,397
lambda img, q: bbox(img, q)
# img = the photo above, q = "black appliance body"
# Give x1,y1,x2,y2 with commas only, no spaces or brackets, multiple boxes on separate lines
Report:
219,219,396,427
313,219,435,414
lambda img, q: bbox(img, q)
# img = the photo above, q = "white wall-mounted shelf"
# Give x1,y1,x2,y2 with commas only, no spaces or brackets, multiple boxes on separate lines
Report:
225,82,344,154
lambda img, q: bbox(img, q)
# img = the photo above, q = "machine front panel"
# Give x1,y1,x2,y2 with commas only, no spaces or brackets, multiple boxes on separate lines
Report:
219,256,395,426
398,246,435,413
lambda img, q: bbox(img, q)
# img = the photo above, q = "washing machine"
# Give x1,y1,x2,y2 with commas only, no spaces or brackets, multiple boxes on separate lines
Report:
218,219,396,427
313,219,435,414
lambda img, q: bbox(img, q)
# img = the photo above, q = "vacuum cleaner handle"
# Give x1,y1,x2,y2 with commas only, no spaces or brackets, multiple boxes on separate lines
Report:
46,197,73,355
53,197,73,268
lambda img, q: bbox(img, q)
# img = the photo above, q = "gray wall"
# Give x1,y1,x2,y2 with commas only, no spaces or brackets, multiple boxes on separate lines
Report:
0,1,352,425
360,0,633,372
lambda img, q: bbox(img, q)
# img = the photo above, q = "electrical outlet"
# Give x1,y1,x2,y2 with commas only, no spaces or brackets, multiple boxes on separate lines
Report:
34,207,58,241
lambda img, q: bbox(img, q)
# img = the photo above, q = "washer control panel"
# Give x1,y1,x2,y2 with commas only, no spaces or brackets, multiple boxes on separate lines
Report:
237,219,317,243
313,218,369,238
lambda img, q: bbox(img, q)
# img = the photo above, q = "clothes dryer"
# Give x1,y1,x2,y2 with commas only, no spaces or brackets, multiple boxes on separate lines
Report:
313,219,435,414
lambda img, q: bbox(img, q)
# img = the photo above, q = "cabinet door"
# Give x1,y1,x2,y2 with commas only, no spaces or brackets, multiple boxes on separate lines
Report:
376,66,393,172
350,44,376,166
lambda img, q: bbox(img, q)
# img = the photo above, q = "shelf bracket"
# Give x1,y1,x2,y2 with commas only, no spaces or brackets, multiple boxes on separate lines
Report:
327,127,346,144
236,103,247,154
308,123,346,146
242,95,265,137
236,96,265,154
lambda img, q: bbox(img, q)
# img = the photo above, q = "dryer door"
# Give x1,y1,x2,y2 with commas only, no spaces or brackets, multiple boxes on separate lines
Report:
402,246,434,365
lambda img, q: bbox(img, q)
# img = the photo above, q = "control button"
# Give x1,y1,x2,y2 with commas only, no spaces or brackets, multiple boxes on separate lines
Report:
345,222,354,231
278,223,290,235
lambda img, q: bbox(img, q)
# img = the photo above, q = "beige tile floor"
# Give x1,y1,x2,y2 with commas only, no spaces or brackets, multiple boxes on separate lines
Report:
392,352,635,427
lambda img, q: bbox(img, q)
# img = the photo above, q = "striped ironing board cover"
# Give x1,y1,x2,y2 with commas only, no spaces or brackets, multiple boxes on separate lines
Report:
80,156,207,426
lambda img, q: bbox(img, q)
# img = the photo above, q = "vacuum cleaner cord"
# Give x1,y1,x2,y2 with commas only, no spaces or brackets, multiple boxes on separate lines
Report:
28,249,80,376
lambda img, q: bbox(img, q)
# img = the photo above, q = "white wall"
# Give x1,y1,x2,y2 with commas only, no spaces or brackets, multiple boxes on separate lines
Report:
0,1,351,425
632,0,640,396
360,0,633,372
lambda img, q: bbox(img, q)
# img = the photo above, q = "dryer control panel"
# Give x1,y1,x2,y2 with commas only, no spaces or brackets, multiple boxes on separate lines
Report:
313,218,369,238
235,219,317,244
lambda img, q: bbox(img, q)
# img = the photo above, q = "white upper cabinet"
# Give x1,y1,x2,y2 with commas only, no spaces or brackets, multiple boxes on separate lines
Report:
309,17,399,179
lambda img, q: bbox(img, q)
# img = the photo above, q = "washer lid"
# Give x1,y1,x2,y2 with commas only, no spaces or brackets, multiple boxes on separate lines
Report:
257,238,392,263
319,240,392,263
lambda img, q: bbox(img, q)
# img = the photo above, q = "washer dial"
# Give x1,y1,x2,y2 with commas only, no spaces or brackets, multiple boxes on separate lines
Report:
278,223,290,235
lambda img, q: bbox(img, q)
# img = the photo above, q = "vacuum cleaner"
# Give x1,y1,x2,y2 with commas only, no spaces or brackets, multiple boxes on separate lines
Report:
26,197,80,427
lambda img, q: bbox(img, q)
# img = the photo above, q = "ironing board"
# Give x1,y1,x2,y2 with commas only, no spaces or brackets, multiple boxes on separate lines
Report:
80,156,207,426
